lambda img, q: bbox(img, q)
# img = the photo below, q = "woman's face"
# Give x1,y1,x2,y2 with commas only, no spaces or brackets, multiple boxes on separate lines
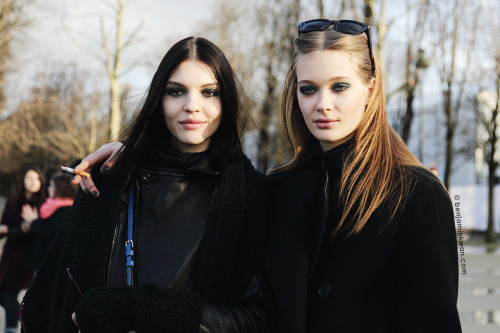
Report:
24,170,41,194
162,59,222,153
296,50,372,151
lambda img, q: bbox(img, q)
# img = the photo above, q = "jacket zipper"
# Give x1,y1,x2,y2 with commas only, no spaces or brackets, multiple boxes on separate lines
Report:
309,169,330,277
20,301,27,333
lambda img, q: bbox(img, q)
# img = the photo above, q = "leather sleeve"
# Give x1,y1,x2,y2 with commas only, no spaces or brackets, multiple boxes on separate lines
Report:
199,271,271,333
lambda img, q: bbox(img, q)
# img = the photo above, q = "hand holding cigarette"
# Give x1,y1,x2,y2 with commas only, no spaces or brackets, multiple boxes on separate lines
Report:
70,141,125,198
61,166,90,178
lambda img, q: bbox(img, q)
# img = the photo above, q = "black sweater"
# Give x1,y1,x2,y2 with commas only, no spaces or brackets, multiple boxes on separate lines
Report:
21,152,269,333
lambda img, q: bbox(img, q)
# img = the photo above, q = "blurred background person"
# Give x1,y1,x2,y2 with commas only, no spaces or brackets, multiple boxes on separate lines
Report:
0,166,46,333
21,172,77,272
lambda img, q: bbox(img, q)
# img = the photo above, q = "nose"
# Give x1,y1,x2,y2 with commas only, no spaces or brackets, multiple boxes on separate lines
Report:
316,90,333,112
183,92,201,113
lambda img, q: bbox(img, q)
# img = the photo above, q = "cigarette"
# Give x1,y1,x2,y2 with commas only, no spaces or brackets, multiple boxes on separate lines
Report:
61,166,90,178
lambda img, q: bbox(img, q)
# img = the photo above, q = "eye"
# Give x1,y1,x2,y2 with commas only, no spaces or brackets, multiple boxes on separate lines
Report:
332,83,350,92
202,89,219,97
298,85,316,95
165,88,185,97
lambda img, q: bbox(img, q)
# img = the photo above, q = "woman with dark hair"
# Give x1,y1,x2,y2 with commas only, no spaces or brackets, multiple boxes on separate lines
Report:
21,172,77,270
265,19,461,332
20,37,269,333
0,166,46,333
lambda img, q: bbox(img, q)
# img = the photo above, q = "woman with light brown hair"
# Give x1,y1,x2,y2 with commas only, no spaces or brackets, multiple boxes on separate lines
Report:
265,19,461,332
69,19,461,333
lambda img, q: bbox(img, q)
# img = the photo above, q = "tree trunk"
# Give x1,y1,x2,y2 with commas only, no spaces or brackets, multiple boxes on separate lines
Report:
107,0,125,141
317,0,324,18
486,53,500,243
443,87,453,189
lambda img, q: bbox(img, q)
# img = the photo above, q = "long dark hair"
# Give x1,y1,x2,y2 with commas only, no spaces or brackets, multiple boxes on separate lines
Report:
13,166,46,209
112,37,244,182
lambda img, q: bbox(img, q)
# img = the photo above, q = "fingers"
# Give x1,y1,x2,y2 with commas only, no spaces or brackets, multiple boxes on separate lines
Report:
80,179,100,198
72,142,124,198
73,159,92,176
99,142,124,173
72,312,78,326
78,142,122,173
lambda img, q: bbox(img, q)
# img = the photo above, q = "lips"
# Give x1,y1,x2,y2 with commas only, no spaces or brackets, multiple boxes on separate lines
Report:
179,119,206,130
314,118,338,129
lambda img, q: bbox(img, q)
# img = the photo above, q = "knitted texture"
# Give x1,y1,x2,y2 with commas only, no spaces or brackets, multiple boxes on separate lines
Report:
21,152,268,333
74,286,135,333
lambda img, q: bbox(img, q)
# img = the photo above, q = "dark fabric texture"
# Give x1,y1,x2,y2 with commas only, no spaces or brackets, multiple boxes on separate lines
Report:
0,198,35,290
200,271,270,333
25,206,72,270
266,140,461,333
0,290,20,327
20,150,269,333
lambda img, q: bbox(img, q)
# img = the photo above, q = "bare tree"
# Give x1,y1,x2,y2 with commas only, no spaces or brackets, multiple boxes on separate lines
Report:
0,0,31,112
317,0,324,18
253,0,301,171
198,0,301,171
477,87,500,244
63,0,143,141
93,0,145,140
359,0,430,90
474,0,500,243
0,64,108,174
398,0,430,142
433,0,479,188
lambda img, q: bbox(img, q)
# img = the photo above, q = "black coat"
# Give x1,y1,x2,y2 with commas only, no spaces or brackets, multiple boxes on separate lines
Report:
20,152,270,333
25,206,72,270
266,142,461,333
0,198,36,290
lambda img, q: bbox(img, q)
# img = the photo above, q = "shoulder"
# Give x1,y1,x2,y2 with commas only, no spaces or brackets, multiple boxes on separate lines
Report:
227,152,267,184
398,166,453,227
404,166,451,206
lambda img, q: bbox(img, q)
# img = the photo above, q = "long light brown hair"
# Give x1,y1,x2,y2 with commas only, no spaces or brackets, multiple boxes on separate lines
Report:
274,26,426,236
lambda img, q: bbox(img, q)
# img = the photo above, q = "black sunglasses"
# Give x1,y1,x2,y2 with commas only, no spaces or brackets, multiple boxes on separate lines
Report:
298,19,375,76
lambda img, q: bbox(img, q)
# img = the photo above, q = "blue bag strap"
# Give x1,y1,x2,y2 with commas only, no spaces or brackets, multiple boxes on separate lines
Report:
126,185,135,286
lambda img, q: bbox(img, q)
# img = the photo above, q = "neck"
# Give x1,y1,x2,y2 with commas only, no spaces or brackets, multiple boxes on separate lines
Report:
320,133,355,151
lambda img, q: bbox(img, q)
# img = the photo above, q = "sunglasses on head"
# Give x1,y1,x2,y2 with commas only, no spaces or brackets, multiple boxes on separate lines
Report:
298,19,375,76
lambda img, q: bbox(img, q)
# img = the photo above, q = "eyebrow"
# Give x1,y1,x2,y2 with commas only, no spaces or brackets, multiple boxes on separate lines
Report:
166,81,218,88
297,76,350,85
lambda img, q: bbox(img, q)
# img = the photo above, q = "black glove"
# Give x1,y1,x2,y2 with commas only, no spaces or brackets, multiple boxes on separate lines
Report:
74,286,136,333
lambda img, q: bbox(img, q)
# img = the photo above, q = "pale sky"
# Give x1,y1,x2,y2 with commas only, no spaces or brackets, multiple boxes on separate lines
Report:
7,0,212,111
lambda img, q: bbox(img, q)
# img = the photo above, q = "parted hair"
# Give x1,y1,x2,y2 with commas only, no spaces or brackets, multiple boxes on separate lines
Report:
113,37,245,181
275,25,426,236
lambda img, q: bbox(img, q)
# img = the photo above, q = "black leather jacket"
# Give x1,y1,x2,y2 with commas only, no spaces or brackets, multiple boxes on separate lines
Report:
107,159,269,332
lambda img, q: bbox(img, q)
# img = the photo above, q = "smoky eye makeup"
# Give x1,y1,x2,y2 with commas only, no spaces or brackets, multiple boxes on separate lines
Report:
332,82,351,92
298,85,317,95
165,87,185,97
201,88,220,97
